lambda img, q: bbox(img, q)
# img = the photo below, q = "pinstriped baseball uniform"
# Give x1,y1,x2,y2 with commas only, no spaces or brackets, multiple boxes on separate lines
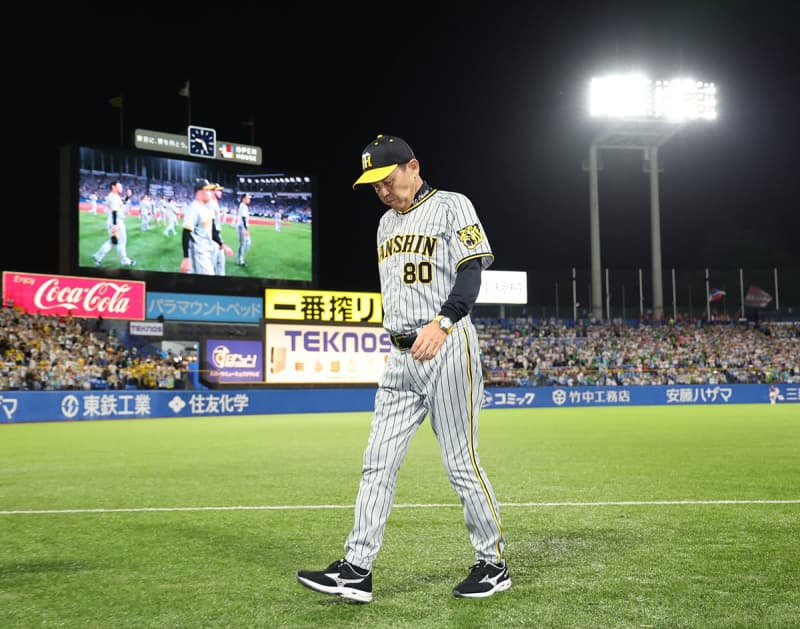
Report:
235,198,251,264
94,187,134,266
208,196,226,276
182,199,217,275
344,186,505,570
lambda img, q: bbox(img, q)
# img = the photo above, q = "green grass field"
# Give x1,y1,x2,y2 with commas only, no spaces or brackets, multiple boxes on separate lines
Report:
1,405,798,628
78,210,312,280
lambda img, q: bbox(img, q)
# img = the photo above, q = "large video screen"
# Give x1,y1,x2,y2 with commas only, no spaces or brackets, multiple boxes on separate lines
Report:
60,145,316,296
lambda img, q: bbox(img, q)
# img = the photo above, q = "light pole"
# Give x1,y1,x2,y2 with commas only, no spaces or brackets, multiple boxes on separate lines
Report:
585,74,717,320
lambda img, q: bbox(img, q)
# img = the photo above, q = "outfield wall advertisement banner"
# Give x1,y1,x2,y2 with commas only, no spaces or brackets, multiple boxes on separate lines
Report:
202,339,264,384
476,270,528,304
264,289,382,324
130,321,164,337
265,322,391,384
478,385,775,408
1,271,145,320
0,384,796,424
0,389,377,423
147,292,263,323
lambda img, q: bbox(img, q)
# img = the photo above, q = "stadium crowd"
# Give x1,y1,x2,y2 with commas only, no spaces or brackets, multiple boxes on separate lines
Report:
477,317,800,387
80,174,311,225
0,308,190,391
0,308,797,391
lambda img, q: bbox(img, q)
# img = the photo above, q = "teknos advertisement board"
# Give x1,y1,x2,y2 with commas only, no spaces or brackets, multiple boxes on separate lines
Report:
264,322,390,385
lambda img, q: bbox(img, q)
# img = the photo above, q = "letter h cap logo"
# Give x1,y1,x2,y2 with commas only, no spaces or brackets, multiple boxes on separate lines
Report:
361,152,373,171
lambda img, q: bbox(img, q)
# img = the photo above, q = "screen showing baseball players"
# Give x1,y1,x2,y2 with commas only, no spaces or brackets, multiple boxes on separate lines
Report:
75,146,313,283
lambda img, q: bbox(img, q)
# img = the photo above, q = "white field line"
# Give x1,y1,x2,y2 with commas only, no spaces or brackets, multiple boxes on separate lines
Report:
1,499,798,516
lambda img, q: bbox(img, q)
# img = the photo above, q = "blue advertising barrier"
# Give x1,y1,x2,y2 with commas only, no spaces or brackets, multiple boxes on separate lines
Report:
480,383,798,408
0,384,796,424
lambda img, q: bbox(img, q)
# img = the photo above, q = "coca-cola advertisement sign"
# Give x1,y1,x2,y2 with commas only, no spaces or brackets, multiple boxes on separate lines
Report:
2,271,145,320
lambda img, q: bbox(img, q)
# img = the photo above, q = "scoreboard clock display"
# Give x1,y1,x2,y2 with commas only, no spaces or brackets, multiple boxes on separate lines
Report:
188,125,216,158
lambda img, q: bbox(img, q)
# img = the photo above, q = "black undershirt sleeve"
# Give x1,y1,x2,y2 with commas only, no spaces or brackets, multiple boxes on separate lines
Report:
211,220,222,247
439,258,483,323
182,228,192,258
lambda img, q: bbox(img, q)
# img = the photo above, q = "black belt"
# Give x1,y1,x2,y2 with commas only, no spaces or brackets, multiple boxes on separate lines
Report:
390,333,417,351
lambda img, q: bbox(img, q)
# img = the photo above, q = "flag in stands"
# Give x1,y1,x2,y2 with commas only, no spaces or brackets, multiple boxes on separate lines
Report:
708,288,726,303
744,285,773,308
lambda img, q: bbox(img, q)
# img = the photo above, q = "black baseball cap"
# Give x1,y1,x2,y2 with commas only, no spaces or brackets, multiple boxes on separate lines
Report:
352,134,415,189
193,178,215,192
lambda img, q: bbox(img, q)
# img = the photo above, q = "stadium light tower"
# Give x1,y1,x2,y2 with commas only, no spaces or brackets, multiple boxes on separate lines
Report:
586,73,717,320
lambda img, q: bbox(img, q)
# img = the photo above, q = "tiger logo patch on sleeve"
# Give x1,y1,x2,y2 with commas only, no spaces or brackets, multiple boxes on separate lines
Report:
457,224,485,249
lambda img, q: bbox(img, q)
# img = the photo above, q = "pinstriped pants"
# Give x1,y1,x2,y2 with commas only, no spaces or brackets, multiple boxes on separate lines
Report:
344,322,505,571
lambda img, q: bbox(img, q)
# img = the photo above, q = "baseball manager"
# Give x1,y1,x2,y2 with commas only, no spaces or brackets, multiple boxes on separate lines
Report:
297,134,510,602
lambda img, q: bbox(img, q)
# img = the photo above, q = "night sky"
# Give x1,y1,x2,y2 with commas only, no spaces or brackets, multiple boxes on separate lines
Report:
7,3,799,300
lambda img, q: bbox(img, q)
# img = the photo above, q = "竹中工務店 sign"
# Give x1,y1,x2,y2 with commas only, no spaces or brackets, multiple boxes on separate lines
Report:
134,128,262,165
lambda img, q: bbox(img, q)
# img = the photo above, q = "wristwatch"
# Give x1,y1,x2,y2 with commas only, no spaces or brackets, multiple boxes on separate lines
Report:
434,315,454,334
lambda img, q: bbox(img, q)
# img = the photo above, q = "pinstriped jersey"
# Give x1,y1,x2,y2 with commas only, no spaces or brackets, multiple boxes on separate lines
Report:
377,188,493,334
182,200,217,256
105,192,128,226
208,198,222,226
236,201,249,231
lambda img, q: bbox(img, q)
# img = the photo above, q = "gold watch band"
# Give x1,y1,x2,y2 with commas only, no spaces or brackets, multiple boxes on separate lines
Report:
433,315,454,334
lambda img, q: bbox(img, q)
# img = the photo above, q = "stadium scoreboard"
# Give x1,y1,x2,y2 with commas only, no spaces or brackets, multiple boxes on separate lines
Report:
134,128,262,165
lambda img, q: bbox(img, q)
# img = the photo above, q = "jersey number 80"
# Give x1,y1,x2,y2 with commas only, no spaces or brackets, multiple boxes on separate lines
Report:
403,261,433,284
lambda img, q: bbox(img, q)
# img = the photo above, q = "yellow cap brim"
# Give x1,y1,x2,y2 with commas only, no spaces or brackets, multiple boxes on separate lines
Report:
352,164,399,189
